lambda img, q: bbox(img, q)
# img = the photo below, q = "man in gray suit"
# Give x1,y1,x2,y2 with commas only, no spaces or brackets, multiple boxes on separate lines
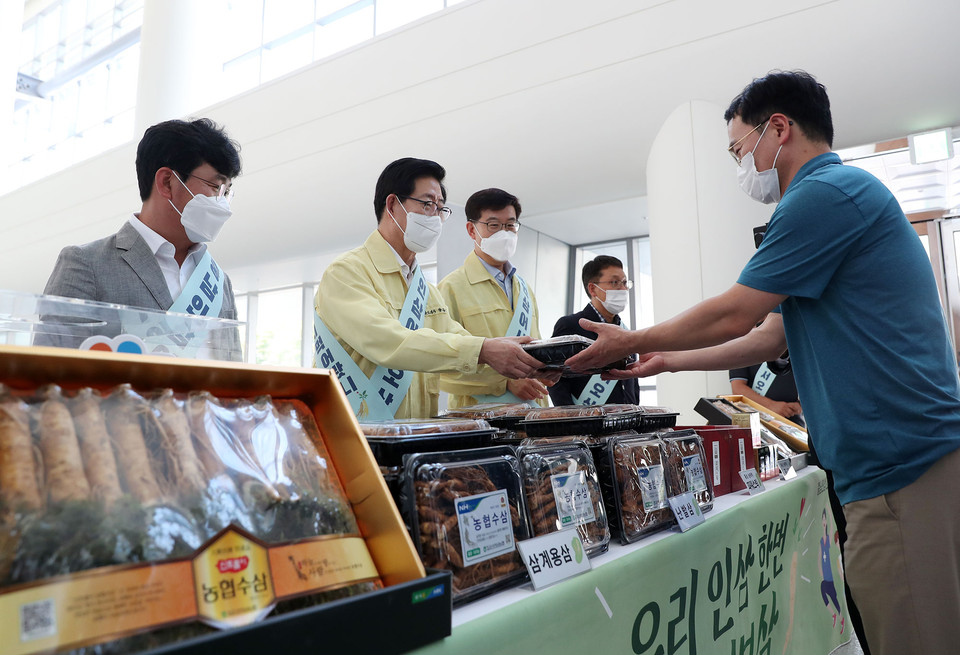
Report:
42,118,243,360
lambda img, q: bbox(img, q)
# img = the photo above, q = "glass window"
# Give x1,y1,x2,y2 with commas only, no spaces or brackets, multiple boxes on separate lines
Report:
253,287,303,367
375,0,443,34
314,4,374,60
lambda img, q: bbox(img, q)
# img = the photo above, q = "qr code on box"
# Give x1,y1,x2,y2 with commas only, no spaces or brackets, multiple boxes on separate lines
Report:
20,598,57,641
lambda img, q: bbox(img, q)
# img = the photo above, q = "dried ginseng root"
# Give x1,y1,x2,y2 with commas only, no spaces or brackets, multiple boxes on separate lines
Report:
150,389,206,496
71,388,123,509
103,385,163,506
36,385,91,505
0,393,43,513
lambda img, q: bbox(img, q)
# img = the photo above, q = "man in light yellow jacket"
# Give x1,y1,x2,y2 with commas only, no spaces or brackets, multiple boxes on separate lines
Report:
439,188,550,409
314,159,546,420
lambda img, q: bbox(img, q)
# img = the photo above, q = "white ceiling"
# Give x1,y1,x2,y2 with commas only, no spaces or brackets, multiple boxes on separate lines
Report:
3,0,960,294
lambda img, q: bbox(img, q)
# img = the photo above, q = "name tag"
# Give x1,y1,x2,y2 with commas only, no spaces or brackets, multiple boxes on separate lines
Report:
739,468,765,495
517,531,592,590
668,492,705,532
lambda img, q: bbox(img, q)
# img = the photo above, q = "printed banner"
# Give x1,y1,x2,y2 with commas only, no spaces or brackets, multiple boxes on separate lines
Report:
410,470,850,655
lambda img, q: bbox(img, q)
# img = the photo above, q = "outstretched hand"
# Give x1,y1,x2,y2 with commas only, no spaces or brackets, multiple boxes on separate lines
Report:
565,319,637,373
600,352,666,380
479,336,545,379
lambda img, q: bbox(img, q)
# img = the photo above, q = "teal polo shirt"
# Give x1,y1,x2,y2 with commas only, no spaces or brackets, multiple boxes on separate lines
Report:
739,152,960,504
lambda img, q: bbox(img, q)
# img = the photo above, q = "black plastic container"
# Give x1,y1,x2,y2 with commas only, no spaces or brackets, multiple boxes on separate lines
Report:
519,404,643,437
399,446,531,606
517,441,610,556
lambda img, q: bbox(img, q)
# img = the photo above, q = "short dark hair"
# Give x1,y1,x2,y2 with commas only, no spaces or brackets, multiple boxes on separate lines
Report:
724,70,834,147
136,118,242,201
464,188,522,223
373,157,447,223
582,255,624,294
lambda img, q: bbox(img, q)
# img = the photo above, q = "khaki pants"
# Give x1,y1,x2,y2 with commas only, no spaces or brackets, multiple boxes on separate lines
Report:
843,447,960,655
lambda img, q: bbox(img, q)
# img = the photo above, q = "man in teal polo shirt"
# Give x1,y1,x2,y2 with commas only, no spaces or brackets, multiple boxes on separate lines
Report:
567,70,960,655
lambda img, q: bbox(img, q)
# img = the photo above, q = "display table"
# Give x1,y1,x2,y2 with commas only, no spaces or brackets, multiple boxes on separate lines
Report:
410,467,852,655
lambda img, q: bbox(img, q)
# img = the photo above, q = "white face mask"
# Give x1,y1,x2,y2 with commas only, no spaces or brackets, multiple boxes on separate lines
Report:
737,122,783,205
593,286,628,316
388,200,442,253
477,229,518,262
169,172,232,243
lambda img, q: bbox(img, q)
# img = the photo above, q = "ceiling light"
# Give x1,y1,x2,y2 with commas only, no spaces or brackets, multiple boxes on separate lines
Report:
908,127,954,165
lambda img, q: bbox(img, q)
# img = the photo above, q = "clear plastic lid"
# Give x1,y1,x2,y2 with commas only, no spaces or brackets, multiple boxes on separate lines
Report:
639,405,679,415
440,403,535,420
400,447,530,605
607,434,675,543
524,403,640,421
359,417,494,437
660,429,714,511
0,289,244,361
517,442,609,556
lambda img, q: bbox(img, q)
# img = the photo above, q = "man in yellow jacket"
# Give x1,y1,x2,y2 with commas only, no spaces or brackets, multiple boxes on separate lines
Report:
314,159,546,420
439,188,550,409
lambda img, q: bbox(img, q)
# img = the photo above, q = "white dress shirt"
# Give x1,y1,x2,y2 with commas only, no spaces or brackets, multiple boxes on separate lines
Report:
128,214,207,301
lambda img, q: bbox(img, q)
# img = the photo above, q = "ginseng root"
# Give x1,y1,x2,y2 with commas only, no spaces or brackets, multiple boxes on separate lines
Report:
0,397,43,511
37,387,91,505
71,388,123,508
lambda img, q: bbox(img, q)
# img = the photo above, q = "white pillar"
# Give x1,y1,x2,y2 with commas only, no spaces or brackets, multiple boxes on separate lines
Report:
646,100,774,424
1,1,26,172
135,0,227,136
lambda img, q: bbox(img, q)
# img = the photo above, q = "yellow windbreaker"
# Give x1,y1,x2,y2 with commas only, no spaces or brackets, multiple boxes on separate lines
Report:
314,230,484,419
438,252,547,409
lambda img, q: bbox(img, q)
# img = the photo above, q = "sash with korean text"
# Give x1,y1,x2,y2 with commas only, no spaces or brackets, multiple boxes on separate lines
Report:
574,309,623,406
474,275,538,406
751,362,776,397
120,251,225,357
313,265,428,420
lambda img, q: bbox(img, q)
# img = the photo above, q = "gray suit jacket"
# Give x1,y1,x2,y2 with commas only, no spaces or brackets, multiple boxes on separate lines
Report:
42,222,243,360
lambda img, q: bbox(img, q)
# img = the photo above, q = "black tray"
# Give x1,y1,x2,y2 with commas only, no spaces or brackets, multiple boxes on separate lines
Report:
363,429,497,468
521,336,633,375
141,570,452,655
519,410,643,438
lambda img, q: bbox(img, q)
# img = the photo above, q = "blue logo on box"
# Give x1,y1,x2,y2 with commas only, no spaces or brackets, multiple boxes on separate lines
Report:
411,584,445,604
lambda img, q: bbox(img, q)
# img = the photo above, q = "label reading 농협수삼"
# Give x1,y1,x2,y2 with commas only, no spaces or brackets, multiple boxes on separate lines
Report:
456,490,516,566
550,471,596,528
637,464,668,511
682,454,708,493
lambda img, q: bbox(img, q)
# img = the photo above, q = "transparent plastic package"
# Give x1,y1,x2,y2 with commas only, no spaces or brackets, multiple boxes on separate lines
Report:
600,433,675,544
0,383,379,654
517,442,609,556
359,418,497,468
400,447,530,605
439,402,535,429
660,429,715,512
521,335,633,375
520,404,643,437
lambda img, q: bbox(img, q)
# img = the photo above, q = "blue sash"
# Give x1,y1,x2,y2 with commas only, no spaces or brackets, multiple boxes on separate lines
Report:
313,265,429,420
473,275,539,407
122,251,225,356
574,375,617,406
751,362,776,397
573,308,624,406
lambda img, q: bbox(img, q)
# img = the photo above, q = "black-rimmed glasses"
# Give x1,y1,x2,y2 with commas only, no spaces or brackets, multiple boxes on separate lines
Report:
398,195,452,220
469,219,521,233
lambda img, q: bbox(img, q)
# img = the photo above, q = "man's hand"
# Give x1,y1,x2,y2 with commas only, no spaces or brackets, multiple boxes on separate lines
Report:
766,400,802,419
565,319,637,373
479,337,545,379
601,352,665,380
507,378,549,401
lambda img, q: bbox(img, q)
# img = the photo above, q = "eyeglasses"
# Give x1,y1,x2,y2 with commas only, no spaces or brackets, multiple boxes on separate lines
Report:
470,219,521,233
190,173,235,201
398,195,452,220
727,118,770,165
595,278,633,290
